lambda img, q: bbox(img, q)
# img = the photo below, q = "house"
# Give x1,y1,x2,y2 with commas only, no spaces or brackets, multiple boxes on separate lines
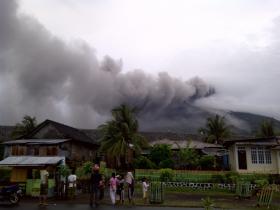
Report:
1,119,99,168
224,137,280,174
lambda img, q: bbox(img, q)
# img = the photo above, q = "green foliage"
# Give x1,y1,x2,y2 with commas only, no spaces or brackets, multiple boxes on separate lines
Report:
224,171,240,184
199,114,230,144
76,161,93,179
99,104,148,167
255,179,269,188
58,164,71,177
133,156,156,169
178,144,200,169
11,115,37,138
159,159,174,169
150,144,172,166
201,197,215,210
159,168,174,182
258,120,275,137
199,155,215,170
0,167,11,181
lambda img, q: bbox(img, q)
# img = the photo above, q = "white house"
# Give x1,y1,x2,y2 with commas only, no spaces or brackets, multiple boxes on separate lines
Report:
224,137,280,174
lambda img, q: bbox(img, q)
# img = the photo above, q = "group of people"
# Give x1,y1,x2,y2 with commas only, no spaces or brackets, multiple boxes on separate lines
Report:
89,164,136,207
38,164,149,207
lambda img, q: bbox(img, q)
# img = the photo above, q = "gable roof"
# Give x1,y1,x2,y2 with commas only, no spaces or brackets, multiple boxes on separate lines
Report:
23,120,99,146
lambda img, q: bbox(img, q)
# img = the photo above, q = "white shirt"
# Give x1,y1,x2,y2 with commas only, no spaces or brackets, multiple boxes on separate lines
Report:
40,170,49,185
142,181,149,192
68,174,77,187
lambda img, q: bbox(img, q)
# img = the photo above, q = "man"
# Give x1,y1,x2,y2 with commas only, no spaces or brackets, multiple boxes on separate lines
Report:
39,167,49,206
68,170,77,199
89,164,101,207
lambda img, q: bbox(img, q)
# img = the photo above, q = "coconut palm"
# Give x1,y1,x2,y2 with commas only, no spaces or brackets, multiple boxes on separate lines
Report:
11,115,37,138
199,114,230,144
99,104,147,168
258,120,275,137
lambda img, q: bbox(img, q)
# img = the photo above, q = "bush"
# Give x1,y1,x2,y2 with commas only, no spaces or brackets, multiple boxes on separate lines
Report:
159,168,174,182
224,171,240,184
199,155,215,170
0,167,11,182
133,156,156,169
159,159,174,169
255,179,269,188
58,164,71,177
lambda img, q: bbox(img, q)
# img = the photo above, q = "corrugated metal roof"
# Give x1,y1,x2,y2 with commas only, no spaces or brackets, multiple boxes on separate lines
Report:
149,139,222,149
2,139,70,145
0,156,65,166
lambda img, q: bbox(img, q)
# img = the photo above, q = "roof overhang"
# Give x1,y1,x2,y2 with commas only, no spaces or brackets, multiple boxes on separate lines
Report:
2,139,70,145
0,156,65,167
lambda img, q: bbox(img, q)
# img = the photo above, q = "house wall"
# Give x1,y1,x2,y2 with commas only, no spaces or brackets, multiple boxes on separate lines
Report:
229,144,279,174
228,145,237,171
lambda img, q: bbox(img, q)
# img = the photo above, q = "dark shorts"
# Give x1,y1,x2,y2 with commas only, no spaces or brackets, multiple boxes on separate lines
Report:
40,184,48,195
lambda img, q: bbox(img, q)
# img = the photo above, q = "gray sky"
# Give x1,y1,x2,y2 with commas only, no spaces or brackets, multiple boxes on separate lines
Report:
1,0,280,128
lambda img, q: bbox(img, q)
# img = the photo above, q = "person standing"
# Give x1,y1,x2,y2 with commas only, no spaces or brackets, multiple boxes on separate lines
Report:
125,171,134,204
68,170,77,199
99,175,105,201
39,167,49,206
109,173,117,205
89,164,101,207
142,177,149,204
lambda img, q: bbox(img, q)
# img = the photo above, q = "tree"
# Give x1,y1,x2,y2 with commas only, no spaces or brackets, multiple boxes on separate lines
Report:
11,115,37,138
199,114,230,144
99,104,147,168
149,144,173,168
178,142,200,169
258,120,275,137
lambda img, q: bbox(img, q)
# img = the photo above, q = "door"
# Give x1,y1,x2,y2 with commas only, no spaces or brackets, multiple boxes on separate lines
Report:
237,147,247,170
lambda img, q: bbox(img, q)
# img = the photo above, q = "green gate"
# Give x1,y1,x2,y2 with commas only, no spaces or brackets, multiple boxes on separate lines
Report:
149,182,164,204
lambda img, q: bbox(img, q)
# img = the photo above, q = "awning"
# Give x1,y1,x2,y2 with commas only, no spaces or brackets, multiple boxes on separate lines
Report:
0,156,65,167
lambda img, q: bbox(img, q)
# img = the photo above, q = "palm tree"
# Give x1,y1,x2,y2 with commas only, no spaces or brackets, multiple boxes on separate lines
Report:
99,104,147,168
258,120,275,137
199,114,230,144
11,115,37,138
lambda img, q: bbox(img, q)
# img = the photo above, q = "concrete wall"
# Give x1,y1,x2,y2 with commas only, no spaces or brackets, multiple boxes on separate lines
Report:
229,144,279,174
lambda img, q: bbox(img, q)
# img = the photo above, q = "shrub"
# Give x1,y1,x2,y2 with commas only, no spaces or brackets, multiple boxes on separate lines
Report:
159,168,174,182
255,179,269,188
201,197,214,210
58,164,71,177
0,167,11,182
224,171,240,184
199,155,215,170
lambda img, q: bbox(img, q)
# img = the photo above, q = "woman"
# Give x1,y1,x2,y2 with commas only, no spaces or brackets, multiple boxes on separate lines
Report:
109,173,117,205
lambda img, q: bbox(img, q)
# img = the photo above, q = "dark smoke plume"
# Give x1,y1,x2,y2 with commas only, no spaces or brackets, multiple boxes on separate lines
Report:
0,0,214,129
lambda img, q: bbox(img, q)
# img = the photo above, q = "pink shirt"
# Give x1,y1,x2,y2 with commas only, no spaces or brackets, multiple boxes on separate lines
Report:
110,177,117,190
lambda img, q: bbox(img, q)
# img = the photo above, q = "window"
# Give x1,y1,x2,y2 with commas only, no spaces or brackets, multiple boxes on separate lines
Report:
251,147,258,164
251,146,271,164
265,150,272,164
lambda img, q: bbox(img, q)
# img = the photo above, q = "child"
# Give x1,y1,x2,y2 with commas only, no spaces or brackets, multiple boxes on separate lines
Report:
99,175,105,201
142,177,149,204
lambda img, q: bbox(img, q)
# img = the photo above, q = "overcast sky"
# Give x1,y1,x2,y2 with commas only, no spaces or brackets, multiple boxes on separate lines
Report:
1,0,280,128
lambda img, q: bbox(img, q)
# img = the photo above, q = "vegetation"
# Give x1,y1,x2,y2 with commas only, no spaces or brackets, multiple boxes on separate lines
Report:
57,164,71,177
199,114,230,144
11,115,37,138
150,144,173,167
99,104,148,168
201,197,215,210
178,143,200,169
258,120,275,137
133,156,156,169
159,168,174,182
